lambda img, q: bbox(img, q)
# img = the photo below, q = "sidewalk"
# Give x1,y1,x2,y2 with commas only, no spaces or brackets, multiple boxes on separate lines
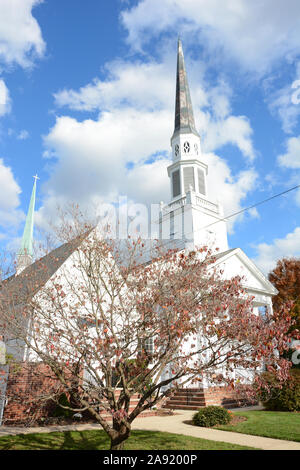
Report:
131,410,300,450
0,408,300,450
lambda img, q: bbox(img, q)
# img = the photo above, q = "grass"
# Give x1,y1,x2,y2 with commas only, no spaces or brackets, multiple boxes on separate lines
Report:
216,410,300,442
0,429,257,450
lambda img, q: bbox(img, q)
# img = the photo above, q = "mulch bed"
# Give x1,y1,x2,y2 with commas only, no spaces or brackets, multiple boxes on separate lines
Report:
225,414,248,426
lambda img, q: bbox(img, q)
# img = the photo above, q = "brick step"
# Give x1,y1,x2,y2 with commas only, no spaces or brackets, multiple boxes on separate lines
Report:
172,392,205,398
165,396,206,402
162,404,205,410
165,398,206,405
166,400,206,405
163,402,205,408
177,388,204,391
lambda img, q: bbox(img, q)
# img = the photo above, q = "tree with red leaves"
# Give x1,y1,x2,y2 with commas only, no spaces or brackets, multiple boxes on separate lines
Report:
269,258,300,333
0,215,294,450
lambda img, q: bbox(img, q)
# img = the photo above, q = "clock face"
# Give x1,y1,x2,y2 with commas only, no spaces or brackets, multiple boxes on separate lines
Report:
183,141,190,153
175,144,179,157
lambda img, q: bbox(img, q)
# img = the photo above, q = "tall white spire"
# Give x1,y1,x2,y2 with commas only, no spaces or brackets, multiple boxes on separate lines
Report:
173,38,200,140
160,40,229,253
168,39,207,201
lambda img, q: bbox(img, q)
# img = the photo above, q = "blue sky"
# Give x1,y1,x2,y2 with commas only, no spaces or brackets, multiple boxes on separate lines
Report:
0,0,300,273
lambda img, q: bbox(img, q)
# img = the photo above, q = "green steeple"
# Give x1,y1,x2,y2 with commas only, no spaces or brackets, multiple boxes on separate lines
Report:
17,175,38,271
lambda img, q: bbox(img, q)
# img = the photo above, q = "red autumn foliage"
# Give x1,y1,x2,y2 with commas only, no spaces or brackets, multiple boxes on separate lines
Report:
269,257,300,333
0,210,294,449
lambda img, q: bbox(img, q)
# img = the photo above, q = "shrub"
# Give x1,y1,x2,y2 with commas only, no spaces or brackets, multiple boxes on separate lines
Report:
259,369,300,412
192,406,231,427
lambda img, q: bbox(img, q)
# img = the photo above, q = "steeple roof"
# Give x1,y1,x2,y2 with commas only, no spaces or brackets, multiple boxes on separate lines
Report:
19,175,38,259
173,39,199,139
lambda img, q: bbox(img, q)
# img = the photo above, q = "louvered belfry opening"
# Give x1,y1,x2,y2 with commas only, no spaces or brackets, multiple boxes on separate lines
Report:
198,168,206,195
172,170,181,198
183,167,195,193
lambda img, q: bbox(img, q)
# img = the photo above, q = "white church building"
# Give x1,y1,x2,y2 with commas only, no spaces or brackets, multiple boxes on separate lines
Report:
0,40,278,423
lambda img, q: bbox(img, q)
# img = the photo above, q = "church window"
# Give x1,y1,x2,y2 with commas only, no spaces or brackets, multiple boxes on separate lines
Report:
183,167,195,193
175,144,179,157
138,336,154,355
183,141,190,153
144,337,154,355
197,168,206,195
194,143,198,155
172,170,181,197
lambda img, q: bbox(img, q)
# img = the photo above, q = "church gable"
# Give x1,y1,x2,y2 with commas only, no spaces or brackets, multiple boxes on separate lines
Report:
1,230,92,306
213,248,277,295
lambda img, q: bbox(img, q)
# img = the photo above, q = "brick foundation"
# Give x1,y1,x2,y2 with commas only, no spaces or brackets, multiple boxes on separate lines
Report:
2,362,63,425
203,386,253,408
1,363,163,425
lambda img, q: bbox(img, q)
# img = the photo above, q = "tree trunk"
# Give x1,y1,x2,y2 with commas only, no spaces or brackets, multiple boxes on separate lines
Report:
110,421,130,450
110,439,126,451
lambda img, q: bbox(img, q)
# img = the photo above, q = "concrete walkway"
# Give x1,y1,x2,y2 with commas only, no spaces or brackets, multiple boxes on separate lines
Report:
131,410,300,450
0,408,300,450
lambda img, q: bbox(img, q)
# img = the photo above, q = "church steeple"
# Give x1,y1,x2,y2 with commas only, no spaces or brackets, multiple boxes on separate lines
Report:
16,175,39,274
169,40,205,199
161,40,228,252
173,38,199,139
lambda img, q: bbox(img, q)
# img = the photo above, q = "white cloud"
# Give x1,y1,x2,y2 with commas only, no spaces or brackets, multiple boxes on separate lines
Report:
40,108,257,234
200,113,255,161
278,135,300,169
45,28,256,232
277,135,300,206
253,227,300,273
54,55,255,161
0,159,20,210
121,0,300,75
268,63,300,133
17,129,29,140
202,152,257,233
54,59,175,112
0,0,45,69
0,79,11,116
42,109,172,205
0,158,23,231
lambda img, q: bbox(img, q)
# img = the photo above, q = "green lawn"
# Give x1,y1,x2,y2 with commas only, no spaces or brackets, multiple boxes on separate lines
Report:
0,429,257,450
216,410,300,442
